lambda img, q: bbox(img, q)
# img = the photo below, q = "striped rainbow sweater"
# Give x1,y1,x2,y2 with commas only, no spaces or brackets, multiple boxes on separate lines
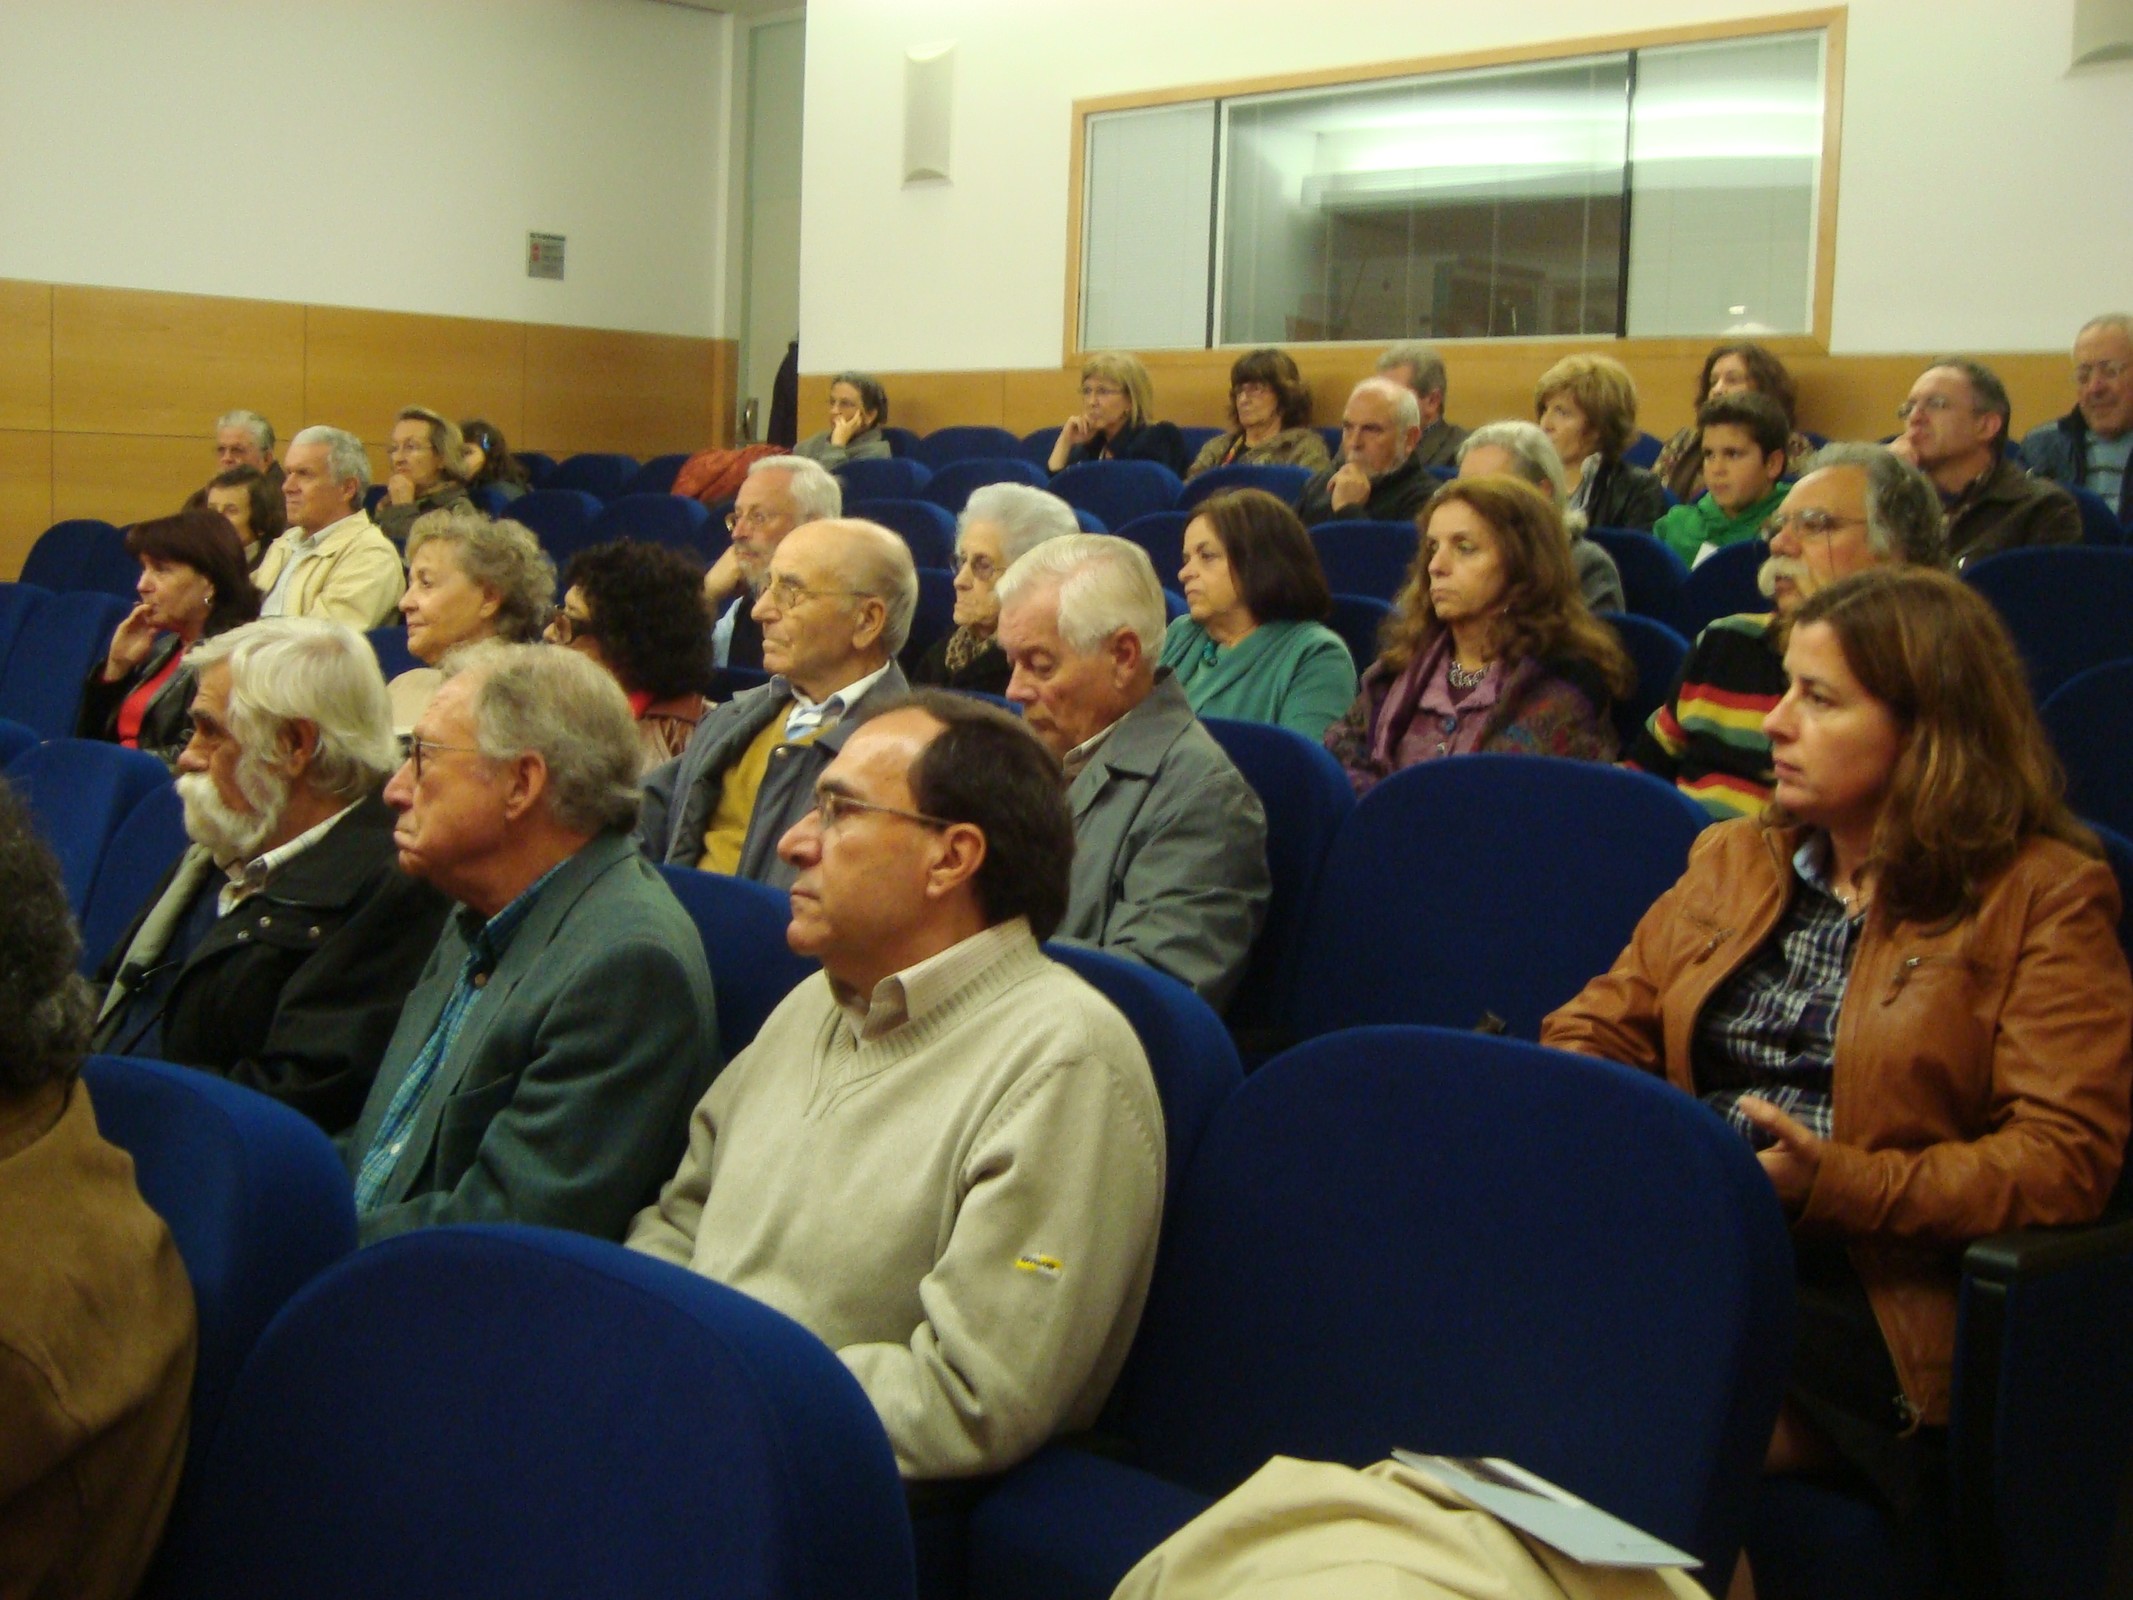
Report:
1624,611,1785,822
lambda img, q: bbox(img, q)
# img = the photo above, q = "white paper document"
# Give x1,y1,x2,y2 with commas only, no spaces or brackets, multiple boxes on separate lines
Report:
1391,1449,1702,1571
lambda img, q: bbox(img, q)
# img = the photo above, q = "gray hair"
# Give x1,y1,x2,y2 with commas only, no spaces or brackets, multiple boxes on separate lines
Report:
1923,358,2012,454
959,483,1080,568
1799,442,1949,570
188,618,399,802
1376,342,1448,402
216,409,275,453
1351,376,1422,438
820,519,920,655
290,425,373,494
444,642,642,835
1458,420,1573,515
405,505,556,643
2078,313,2133,344
995,533,1167,658
745,453,843,524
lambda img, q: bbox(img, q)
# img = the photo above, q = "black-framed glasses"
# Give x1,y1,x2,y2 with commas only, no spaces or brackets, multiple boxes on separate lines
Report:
546,610,601,646
1760,509,1869,546
813,790,954,832
407,734,486,781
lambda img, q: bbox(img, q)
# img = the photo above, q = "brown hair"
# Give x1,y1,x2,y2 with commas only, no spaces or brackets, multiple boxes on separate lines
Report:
1697,390,1792,459
1225,347,1313,431
1192,489,1331,624
1695,342,1799,427
186,465,287,546
1781,567,2097,924
1377,478,1633,698
125,509,262,636
1532,354,1639,460
395,406,468,485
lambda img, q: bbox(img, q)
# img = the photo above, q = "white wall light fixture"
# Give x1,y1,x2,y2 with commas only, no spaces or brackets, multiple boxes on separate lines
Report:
904,42,955,184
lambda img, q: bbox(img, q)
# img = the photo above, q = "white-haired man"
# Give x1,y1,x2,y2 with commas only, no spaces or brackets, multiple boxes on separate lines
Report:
254,425,405,628
704,454,844,670
995,533,1269,1011
93,619,451,1134
1296,377,1438,527
1375,342,1468,470
214,408,281,487
641,518,917,887
345,643,718,1245
2023,313,2133,524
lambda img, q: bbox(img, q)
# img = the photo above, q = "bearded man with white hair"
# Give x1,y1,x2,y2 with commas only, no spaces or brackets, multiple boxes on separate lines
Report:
92,617,451,1134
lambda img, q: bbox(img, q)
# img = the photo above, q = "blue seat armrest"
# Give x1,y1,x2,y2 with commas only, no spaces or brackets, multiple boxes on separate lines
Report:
966,1446,1213,1600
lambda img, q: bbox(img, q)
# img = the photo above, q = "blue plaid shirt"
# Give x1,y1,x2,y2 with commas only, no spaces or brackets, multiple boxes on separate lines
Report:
351,861,568,1213
1693,833,1859,1147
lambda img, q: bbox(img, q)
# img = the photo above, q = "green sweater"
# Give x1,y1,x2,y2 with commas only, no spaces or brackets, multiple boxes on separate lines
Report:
1652,481,1789,569
1158,617,1358,741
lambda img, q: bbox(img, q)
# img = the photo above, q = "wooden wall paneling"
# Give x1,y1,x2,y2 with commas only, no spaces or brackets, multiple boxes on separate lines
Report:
52,433,219,529
53,286,305,439
1000,368,1084,435
0,281,53,432
303,307,527,447
0,431,55,580
523,328,730,458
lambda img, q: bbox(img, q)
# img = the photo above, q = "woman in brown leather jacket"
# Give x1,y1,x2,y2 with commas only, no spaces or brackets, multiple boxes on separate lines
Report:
1544,566,2131,1526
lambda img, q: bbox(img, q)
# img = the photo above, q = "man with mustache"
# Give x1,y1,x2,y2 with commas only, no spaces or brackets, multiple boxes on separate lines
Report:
91,619,450,1134
1625,443,1949,821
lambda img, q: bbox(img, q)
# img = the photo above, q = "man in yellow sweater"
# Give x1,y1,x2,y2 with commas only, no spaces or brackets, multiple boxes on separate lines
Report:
628,692,1165,1481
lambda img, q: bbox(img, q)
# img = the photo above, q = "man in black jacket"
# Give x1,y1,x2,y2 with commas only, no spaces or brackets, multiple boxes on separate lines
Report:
1296,378,1438,527
94,617,449,1134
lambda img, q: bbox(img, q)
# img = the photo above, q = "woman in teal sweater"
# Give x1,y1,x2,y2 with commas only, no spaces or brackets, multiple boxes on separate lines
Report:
1159,489,1357,741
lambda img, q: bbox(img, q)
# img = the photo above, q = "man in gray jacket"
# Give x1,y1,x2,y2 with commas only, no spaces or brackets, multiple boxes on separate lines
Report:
995,534,1269,1012
638,518,917,887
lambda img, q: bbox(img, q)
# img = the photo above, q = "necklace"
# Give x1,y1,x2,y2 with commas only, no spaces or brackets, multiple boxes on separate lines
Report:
1447,657,1490,689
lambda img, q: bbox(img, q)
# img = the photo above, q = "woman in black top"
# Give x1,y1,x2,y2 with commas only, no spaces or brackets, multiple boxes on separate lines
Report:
1047,351,1188,477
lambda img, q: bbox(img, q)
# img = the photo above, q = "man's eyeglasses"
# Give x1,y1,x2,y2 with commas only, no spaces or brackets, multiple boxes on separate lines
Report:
1761,509,1869,545
726,507,787,533
813,790,954,831
2076,360,2129,387
407,734,486,782
953,552,1000,583
546,611,601,646
1894,394,1973,423
762,575,865,610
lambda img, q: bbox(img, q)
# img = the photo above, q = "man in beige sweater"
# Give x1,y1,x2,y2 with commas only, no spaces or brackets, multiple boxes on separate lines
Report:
628,691,1165,1481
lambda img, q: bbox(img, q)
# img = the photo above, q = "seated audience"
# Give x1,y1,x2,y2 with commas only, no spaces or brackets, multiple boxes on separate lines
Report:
1651,391,1794,569
389,505,555,734
792,371,893,470
1545,567,2132,1527
79,510,260,767
375,406,473,546
92,620,452,1134
1047,351,1189,477
345,643,718,1244
1651,342,1817,501
2024,313,2133,520
214,406,280,489
256,425,405,628
459,417,531,506
1628,443,1947,821
995,534,1269,1009
0,785,195,1600
910,481,1078,695
1375,341,1469,469
550,539,716,771
1534,354,1668,531
187,464,285,570
1160,489,1356,740
1326,476,1630,792
629,693,1163,1481
1184,347,1330,479
1456,420,1624,613
1895,358,2080,564
704,454,843,670
1296,377,1437,526
641,519,915,885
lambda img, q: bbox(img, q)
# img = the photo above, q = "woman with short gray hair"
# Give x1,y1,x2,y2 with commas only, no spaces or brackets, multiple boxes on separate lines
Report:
389,504,556,734
910,483,1080,694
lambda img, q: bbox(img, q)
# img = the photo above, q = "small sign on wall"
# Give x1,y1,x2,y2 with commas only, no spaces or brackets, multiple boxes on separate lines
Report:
527,233,566,280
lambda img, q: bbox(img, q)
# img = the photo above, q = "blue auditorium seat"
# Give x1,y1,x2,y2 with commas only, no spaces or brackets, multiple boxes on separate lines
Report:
881,425,924,459
1177,426,1223,463
515,450,558,488
1072,507,1108,534
1589,527,1692,634
2042,660,2133,839
1679,538,1773,637
1601,611,1692,755
5,737,172,918
0,590,133,737
850,498,957,569
911,426,1026,470
77,781,188,973
1022,426,1063,467
620,453,691,499
2069,485,2123,546
1307,520,1417,603
1624,429,1664,468
1176,463,1313,512
545,452,639,502
589,493,714,557
21,519,132,596
0,716,37,768
919,457,1049,514
839,457,934,501
1963,545,2133,702
0,582,53,676
365,626,421,681
1324,593,1390,674
509,489,607,571
903,568,956,664
657,866,817,1056
1050,462,1183,531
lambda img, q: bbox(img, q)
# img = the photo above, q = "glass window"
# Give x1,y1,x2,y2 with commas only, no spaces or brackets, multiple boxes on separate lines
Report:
1080,101,1217,351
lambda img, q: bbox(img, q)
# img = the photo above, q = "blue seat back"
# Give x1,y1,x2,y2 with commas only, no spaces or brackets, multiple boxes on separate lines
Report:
79,522,146,599
1177,463,1313,512
1679,539,1772,637
6,737,170,916
1623,429,1664,468
0,716,37,768
850,498,956,569
1589,527,1692,633
2043,662,2133,840
1201,719,1354,1042
545,452,638,501
515,450,557,488
1178,426,1223,462
2090,820,2133,963
150,1225,914,1600
881,425,923,459
0,583,53,677
657,866,817,1056
510,489,607,570
590,493,714,557
1042,944,1242,1211
2070,485,2123,546
78,782,188,974
1964,546,2133,702
1114,1027,1793,1578
81,1054,356,1470
838,457,934,501
620,454,691,499
1288,756,1708,1041
1072,507,1110,534
905,568,956,662
1022,426,1063,467
22,519,117,590
1051,461,1183,530
1308,521,1417,603
0,590,133,737
918,457,1049,513
1317,425,1343,456
364,626,421,681
911,427,1027,470
1325,593,1390,674
1601,611,1691,754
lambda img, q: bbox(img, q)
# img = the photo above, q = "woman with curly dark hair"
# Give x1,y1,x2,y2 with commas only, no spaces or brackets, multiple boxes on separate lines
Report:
550,540,716,770
1650,341,1817,502
458,417,531,505
1184,347,1331,480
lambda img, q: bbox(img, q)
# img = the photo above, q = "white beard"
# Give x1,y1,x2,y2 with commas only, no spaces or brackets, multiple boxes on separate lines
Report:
177,758,290,864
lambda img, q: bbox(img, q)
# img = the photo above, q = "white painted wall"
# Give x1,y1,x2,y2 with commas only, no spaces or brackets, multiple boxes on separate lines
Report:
0,0,733,337
798,0,2133,368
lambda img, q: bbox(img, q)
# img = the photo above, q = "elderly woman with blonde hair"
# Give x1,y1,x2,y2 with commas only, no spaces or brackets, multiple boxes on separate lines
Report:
389,504,556,733
1533,355,1668,531
1047,351,1189,477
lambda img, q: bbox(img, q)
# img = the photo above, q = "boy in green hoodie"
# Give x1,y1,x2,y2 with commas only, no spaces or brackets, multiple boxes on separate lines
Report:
1653,390,1792,568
